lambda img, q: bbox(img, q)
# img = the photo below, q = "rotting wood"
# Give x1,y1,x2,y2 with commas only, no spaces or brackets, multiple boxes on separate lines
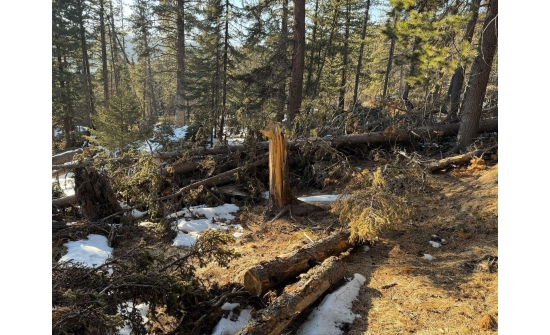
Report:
243,230,354,296
235,255,347,335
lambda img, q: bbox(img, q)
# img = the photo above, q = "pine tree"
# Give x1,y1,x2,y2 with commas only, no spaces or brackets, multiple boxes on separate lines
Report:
89,88,144,153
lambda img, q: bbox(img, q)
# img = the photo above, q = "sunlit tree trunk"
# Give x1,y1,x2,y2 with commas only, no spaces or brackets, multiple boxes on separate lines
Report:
454,0,498,152
288,0,306,125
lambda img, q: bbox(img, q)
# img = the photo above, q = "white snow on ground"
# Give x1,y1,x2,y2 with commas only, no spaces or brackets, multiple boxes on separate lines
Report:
54,172,75,196
423,254,436,261
297,194,349,203
429,241,441,248
176,218,228,233
173,231,200,247
211,306,252,335
58,234,113,268
297,273,366,335
363,245,370,252
170,125,188,141
117,302,150,335
262,191,270,200
168,203,242,246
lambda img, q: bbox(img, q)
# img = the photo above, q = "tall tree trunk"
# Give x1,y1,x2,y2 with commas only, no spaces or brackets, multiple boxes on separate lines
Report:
288,0,306,125
305,0,320,99
352,0,370,109
310,8,340,104
176,0,187,124
276,0,289,122
446,0,482,123
109,0,121,93
402,37,420,113
100,0,109,107
382,16,396,99
77,0,95,123
338,0,351,111
218,0,230,141
454,0,498,152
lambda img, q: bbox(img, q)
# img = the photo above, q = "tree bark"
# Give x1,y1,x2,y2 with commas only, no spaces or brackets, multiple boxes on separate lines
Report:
236,255,347,335
446,0,482,123
382,16,397,98
353,0,371,108
243,230,353,296
287,0,306,124
100,0,109,107
338,0,351,110
454,0,498,152
176,0,186,124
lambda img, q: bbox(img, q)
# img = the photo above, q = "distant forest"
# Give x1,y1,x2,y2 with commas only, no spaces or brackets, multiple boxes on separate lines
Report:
52,0,497,152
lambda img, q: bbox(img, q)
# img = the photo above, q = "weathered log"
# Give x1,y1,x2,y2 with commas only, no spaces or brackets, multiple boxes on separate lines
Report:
425,146,497,172
52,195,77,207
243,230,353,296
52,149,83,165
326,118,497,148
235,255,347,335
99,156,269,222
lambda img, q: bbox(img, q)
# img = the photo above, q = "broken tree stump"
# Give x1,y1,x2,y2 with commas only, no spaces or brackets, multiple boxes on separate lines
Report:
74,167,121,221
243,230,354,296
236,255,347,335
261,122,296,209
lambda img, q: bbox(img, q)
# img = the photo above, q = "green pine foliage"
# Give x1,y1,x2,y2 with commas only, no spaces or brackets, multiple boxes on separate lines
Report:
88,89,144,153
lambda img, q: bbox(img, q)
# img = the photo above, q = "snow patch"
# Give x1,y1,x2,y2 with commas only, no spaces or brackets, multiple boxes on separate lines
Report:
58,234,113,268
297,194,349,203
297,273,366,335
117,302,150,335
423,254,436,261
428,241,441,248
211,308,252,335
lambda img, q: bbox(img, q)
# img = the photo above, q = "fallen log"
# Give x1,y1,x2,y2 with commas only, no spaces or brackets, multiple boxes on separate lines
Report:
243,230,354,296
52,149,83,165
98,156,269,222
52,195,77,207
235,255,347,335
326,118,497,148
425,146,497,172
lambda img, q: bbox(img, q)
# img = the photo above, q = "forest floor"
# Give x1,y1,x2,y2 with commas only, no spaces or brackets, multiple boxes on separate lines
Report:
53,147,498,334
198,159,498,334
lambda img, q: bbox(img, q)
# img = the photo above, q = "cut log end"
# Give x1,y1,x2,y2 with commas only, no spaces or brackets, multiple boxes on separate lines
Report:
243,270,263,296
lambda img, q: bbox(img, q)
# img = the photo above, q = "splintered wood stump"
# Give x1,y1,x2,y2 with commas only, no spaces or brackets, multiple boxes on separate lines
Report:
74,167,121,221
261,123,296,209
243,230,353,296
236,255,346,335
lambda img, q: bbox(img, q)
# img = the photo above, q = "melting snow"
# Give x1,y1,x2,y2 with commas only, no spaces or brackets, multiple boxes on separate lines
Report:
428,241,441,248
211,307,252,335
297,194,348,203
117,302,150,335
58,234,112,268
169,203,241,246
297,273,366,335
54,172,75,196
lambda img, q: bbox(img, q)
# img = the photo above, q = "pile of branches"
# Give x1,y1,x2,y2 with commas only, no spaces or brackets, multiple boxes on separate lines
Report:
53,229,243,335
332,150,427,242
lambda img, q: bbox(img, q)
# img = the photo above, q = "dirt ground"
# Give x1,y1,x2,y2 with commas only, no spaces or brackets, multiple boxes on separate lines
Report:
199,161,498,334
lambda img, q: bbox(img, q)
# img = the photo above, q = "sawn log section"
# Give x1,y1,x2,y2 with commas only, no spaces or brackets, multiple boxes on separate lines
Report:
243,230,353,296
236,255,346,335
